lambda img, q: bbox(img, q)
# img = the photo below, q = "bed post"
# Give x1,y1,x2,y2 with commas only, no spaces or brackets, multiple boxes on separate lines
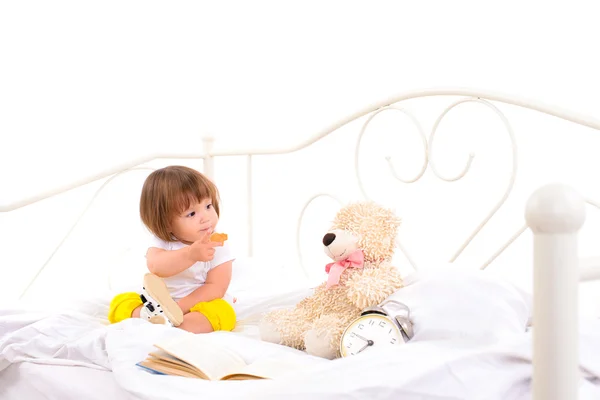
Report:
525,183,586,400
202,137,215,179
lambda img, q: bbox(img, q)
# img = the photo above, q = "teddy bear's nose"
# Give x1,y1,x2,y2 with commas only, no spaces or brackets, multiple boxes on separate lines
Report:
322,233,336,246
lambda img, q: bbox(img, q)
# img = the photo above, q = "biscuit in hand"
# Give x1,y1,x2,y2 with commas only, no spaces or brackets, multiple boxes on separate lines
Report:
210,232,228,244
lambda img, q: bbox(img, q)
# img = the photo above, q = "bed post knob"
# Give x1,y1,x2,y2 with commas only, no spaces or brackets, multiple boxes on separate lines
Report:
525,183,586,234
525,182,585,400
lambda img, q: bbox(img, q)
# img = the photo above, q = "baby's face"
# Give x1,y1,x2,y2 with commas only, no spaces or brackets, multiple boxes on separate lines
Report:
170,197,219,244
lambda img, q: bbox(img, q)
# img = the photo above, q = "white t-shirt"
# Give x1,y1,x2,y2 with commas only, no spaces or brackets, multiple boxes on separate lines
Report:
148,235,236,301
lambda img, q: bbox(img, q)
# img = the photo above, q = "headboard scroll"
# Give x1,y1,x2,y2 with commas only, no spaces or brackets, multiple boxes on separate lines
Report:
347,96,520,273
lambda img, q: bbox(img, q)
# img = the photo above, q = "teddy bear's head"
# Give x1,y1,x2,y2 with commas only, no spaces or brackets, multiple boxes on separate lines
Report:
322,201,401,264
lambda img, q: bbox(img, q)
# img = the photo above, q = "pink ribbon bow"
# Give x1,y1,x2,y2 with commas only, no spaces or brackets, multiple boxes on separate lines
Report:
325,249,365,288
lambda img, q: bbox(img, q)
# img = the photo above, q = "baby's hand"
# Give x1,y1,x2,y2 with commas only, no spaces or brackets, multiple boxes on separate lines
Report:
189,230,222,262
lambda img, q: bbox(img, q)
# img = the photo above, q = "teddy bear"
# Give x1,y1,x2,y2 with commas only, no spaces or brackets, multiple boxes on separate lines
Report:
259,200,405,359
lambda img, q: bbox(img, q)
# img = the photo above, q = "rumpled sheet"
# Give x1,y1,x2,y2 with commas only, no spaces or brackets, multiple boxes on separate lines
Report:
2,297,600,400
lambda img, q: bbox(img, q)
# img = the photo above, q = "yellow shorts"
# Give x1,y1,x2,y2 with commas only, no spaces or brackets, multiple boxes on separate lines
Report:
107,292,236,331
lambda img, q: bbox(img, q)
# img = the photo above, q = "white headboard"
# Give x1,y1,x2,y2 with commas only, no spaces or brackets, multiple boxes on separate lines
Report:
3,87,600,301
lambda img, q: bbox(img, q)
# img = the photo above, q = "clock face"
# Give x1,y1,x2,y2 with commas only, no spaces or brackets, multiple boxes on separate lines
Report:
340,314,405,357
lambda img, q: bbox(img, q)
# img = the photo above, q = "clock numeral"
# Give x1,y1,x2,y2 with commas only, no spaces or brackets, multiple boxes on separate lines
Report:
346,343,352,348
379,321,386,327
368,320,375,326
358,323,364,329
391,338,397,344
389,328,392,334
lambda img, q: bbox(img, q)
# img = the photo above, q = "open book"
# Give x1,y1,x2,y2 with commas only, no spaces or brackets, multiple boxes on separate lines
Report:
137,333,322,381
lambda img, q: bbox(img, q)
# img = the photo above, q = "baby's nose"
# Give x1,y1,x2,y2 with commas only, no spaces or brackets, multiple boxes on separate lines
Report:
322,233,336,246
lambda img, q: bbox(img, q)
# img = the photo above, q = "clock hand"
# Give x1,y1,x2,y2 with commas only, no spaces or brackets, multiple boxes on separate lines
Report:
356,343,369,353
354,333,373,343
355,339,374,354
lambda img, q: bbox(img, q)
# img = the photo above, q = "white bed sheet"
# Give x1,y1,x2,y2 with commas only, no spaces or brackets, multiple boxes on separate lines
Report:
0,362,129,400
0,283,311,400
3,289,600,400
2,259,600,400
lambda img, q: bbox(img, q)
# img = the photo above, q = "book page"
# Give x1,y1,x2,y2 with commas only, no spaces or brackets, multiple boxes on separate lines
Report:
146,354,205,378
138,361,199,379
154,334,248,381
220,356,322,381
149,350,194,369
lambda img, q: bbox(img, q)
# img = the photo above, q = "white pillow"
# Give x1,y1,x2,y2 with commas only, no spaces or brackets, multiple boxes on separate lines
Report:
386,267,532,343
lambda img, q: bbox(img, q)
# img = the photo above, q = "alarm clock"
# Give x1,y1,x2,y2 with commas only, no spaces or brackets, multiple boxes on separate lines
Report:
339,299,414,357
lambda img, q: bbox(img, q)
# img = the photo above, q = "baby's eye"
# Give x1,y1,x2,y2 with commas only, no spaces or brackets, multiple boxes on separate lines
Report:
187,211,196,217
206,204,213,209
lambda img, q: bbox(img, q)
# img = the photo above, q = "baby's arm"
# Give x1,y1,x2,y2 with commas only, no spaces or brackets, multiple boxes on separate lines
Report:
147,231,221,278
177,261,233,313
146,246,196,278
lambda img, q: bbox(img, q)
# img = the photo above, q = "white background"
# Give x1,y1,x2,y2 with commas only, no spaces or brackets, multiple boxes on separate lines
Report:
1,1,600,315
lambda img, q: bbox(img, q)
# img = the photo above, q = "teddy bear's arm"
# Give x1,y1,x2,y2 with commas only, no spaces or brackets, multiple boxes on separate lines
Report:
346,264,404,310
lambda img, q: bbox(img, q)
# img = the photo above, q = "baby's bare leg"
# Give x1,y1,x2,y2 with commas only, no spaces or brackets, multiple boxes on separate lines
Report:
133,305,211,331
131,305,142,318
177,312,214,334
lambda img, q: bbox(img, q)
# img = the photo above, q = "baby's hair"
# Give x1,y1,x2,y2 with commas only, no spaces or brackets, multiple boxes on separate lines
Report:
140,165,221,242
